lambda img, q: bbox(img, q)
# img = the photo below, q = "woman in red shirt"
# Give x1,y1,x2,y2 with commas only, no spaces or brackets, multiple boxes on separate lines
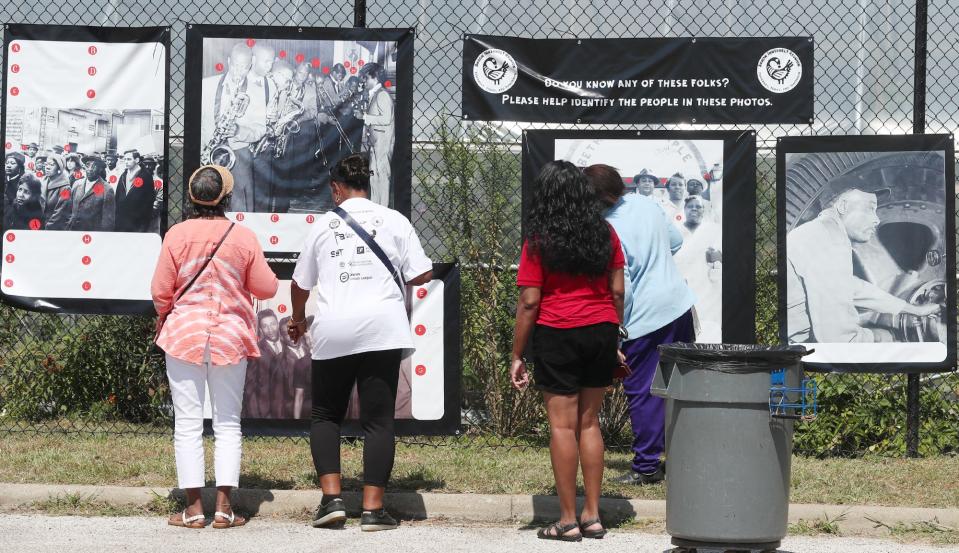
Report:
511,160,626,541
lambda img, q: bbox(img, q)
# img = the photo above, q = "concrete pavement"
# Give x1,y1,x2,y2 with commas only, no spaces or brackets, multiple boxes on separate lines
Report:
0,514,952,553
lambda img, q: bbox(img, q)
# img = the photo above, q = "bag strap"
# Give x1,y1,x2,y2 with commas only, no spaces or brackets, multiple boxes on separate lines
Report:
172,222,236,305
332,206,404,293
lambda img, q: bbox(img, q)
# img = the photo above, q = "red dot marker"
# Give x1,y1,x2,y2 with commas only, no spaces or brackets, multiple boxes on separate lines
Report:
132,177,143,188
64,144,71,152
73,171,83,180
86,89,96,99
82,234,92,244
311,58,320,69
269,235,279,245
322,66,330,75
278,50,287,59
215,62,224,72
416,288,427,299
236,213,245,221
26,162,34,170
109,175,117,184
10,64,19,73
245,38,255,47
295,53,305,63
10,87,19,96
344,61,351,69
3,279,12,288
88,45,97,55
5,233,14,242
306,214,315,224
4,254,13,263
21,144,28,151
384,80,392,88
415,365,426,376
59,188,71,200
350,67,357,75
154,179,163,191
4,142,10,150
88,66,97,76
675,215,681,221
81,256,91,265
358,60,365,67
28,219,41,230
270,213,279,223
11,43,20,53
414,324,426,336
93,183,104,196
82,281,92,291
278,304,287,313
35,171,44,178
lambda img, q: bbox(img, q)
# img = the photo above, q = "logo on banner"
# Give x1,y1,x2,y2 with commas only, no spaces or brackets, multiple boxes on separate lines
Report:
473,49,518,94
757,48,802,94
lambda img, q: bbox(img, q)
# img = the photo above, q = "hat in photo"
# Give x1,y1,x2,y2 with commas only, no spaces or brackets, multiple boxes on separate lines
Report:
822,173,890,206
6,151,25,165
632,169,658,185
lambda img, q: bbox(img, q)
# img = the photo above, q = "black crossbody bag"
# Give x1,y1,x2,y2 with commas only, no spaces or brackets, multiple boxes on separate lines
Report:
332,207,405,293
154,222,236,344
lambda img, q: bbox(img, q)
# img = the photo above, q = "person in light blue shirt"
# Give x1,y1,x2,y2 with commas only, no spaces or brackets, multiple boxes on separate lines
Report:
584,164,696,485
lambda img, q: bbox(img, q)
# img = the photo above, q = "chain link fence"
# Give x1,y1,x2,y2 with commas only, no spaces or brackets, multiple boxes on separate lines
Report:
0,0,956,458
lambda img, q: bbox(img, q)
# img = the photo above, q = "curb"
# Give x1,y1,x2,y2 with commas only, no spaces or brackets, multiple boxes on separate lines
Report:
1,482,957,534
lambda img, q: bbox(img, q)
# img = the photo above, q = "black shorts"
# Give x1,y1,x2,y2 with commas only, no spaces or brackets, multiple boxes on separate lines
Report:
531,322,618,395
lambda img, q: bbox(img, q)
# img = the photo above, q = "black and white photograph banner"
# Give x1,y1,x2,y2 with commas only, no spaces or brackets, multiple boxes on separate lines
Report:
463,35,814,124
1,24,170,314
523,130,757,343
778,135,956,373
239,263,461,436
185,25,413,257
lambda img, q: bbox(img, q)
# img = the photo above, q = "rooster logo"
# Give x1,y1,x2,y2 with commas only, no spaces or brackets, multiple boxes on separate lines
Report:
757,47,802,94
482,57,511,85
765,57,793,84
473,48,518,93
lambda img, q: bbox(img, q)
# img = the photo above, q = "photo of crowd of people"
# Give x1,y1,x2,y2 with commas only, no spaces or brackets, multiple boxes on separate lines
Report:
3,107,165,234
198,36,398,214
242,283,414,421
554,138,725,342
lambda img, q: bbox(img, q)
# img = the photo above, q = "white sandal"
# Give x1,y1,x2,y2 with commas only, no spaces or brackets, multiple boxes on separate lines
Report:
212,510,248,529
168,510,206,528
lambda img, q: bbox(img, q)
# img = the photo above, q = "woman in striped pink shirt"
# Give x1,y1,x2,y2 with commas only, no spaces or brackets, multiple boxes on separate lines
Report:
152,166,278,529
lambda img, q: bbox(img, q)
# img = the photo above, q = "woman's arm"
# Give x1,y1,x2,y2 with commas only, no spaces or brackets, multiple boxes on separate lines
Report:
247,241,279,300
407,269,433,286
509,286,541,390
287,281,312,344
609,267,625,324
150,239,178,317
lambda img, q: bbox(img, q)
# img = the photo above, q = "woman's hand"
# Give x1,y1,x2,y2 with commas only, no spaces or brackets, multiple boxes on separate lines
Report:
510,358,530,391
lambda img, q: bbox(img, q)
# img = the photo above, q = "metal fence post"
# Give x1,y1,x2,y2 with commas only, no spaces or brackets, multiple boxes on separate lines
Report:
354,0,366,28
907,0,928,459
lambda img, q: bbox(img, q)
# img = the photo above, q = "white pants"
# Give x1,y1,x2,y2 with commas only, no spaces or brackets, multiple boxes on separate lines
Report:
166,352,247,489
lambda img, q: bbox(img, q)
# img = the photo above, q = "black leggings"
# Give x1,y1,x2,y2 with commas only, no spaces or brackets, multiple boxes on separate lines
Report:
310,349,402,487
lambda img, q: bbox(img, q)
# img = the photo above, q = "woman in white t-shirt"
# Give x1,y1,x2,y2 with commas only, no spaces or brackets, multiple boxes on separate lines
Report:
288,153,433,532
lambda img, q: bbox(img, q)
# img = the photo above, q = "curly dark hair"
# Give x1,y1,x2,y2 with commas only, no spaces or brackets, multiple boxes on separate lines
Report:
526,160,611,276
331,153,372,192
189,167,231,218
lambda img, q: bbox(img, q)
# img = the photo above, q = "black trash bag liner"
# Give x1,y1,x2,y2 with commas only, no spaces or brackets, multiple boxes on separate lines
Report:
657,343,812,374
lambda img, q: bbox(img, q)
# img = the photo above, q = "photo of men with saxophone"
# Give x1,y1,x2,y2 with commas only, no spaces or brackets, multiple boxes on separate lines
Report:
197,35,400,215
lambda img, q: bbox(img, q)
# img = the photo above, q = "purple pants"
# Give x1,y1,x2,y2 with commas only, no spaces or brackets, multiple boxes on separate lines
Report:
620,310,695,474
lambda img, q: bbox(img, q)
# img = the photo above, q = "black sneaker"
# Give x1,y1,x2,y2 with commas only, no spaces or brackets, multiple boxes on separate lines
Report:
615,463,666,485
360,508,398,532
312,498,347,528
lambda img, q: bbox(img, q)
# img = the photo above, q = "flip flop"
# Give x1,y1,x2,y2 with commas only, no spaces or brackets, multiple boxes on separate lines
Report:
536,521,582,542
579,517,607,539
212,510,248,529
168,510,206,529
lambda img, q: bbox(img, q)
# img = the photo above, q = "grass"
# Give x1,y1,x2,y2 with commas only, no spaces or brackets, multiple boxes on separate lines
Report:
4,490,181,517
1,433,958,508
789,512,846,536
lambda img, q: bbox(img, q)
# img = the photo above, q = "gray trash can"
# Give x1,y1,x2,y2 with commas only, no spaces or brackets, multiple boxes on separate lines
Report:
651,344,812,553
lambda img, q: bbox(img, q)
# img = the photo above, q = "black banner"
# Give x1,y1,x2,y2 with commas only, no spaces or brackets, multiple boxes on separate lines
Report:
464,35,814,124
1,24,170,314
778,135,956,374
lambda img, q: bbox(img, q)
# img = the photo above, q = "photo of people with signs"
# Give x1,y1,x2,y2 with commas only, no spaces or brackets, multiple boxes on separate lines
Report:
199,37,398,215
2,107,164,233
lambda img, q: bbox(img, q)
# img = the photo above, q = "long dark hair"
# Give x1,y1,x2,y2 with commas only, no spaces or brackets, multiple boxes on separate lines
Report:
526,160,611,276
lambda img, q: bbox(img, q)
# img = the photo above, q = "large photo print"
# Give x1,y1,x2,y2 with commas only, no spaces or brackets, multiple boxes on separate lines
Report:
778,135,956,372
522,130,757,343
185,26,413,256
0,25,169,314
